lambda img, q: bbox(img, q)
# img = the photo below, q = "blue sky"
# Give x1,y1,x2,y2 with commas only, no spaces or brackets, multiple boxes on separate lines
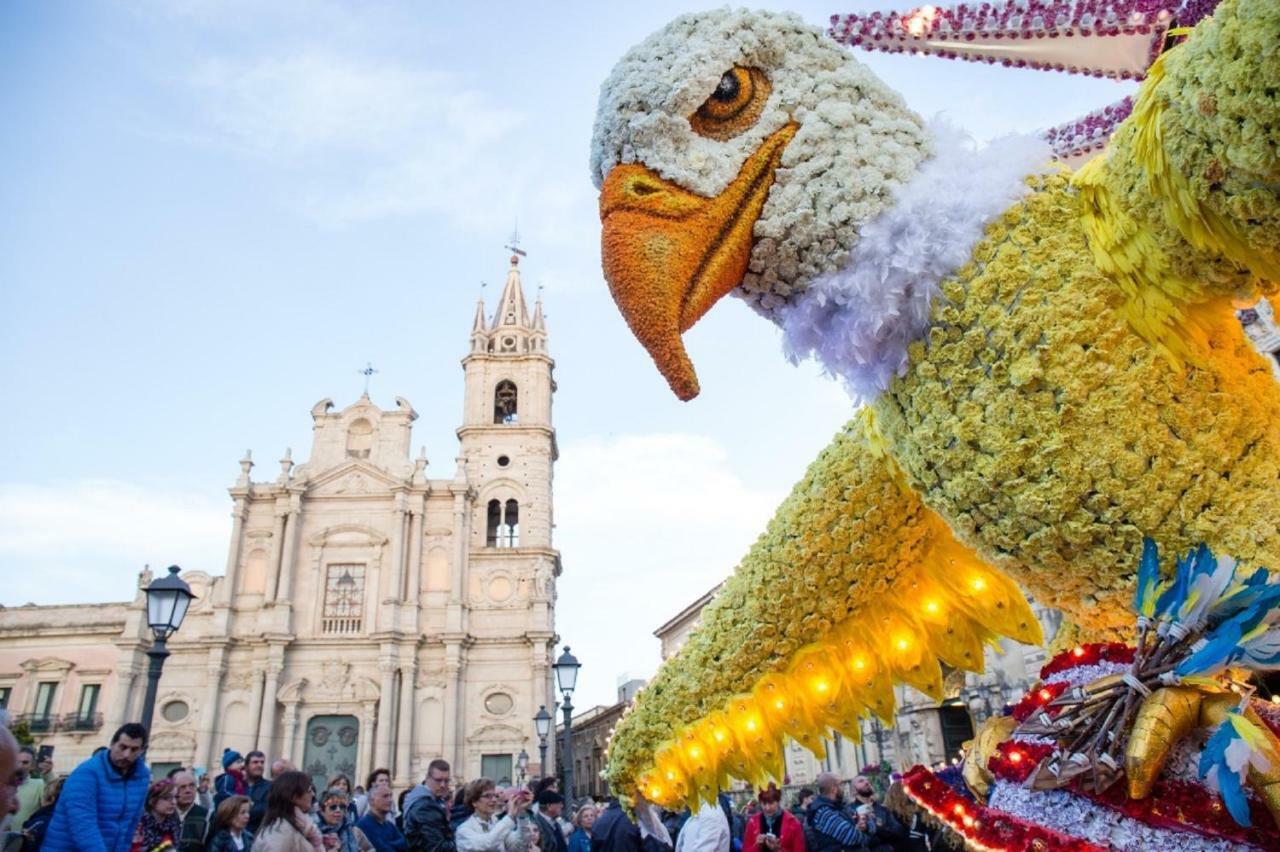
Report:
0,0,1125,709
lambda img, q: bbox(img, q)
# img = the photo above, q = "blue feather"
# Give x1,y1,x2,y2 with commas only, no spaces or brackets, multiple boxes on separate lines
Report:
1175,618,1242,679
1199,715,1255,827
1133,537,1161,619
1155,548,1193,623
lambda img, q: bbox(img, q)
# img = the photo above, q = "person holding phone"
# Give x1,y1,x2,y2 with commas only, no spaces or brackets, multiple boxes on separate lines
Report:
742,786,803,852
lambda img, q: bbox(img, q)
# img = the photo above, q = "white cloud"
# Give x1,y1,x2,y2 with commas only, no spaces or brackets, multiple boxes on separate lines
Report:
553,433,787,707
186,49,532,227
0,480,228,605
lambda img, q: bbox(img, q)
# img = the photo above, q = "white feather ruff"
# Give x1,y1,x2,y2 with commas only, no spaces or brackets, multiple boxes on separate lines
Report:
779,120,1055,403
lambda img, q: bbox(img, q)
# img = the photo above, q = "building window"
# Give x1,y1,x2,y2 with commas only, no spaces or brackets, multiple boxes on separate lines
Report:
31,682,57,731
485,499,519,548
322,564,365,635
73,684,101,730
481,754,513,785
0,687,9,709
493,381,518,424
483,692,514,715
161,700,189,723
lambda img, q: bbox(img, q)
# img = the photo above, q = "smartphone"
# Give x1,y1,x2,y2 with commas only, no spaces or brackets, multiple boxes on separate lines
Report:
37,745,54,761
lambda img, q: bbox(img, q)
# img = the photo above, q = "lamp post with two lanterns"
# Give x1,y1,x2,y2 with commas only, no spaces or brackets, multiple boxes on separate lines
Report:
138,565,196,734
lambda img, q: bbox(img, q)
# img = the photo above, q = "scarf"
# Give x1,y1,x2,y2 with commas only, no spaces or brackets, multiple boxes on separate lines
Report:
136,812,181,851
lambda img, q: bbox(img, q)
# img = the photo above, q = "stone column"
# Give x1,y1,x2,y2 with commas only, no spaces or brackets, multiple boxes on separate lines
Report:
405,507,424,604
222,498,249,604
197,652,227,769
248,669,266,750
108,665,139,730
443,644,463,769
275,494,303,602
257,658,283,756
359,701,377,780
292,713,307,766
375,657,397,771
264,510,287,604
387,498,406,602
450,494,468,605
396,659,416,785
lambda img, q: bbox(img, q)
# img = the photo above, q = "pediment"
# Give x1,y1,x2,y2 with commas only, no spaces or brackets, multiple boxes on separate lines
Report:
467,723,525,743
20,657,74,674
306,461,405,497
307,523,389,548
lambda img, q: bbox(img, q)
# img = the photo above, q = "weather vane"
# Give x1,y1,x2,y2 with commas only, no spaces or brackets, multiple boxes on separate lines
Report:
505,219,527,258
358,362,378,396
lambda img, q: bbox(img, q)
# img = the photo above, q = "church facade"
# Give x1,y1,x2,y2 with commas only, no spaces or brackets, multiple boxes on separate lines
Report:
0,257,560,790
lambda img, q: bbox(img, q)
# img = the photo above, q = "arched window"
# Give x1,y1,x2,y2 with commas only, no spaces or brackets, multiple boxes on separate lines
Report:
494,380,518,424
485,498,520,548
346,418,374,458
503,499,519,547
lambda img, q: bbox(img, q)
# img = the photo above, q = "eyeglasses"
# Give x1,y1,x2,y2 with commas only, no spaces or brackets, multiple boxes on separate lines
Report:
324,803,346,812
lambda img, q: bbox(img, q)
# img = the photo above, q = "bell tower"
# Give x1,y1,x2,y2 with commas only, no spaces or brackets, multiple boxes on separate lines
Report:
459,254,557,552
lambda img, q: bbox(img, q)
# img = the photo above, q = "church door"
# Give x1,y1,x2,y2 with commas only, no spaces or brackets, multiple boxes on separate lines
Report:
303,715,360,793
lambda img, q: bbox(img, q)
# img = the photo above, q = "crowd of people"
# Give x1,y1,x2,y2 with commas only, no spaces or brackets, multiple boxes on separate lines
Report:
0,721,951,852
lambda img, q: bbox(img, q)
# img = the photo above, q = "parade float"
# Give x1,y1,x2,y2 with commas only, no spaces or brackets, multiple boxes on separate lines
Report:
588,0,1280,847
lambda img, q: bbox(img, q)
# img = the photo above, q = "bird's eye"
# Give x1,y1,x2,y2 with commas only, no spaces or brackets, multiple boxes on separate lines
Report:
690,66,771,141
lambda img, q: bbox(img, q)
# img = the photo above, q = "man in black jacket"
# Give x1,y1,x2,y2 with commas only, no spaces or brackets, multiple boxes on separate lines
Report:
534,790,570,852
591,798,672,852
848,776,904,852
170,769,209,852
243,751,270,834
404,759,456,852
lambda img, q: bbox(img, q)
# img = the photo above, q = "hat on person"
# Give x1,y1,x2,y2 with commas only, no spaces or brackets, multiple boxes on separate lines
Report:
757,783,781,804
536,790,565,806
221,748,243,770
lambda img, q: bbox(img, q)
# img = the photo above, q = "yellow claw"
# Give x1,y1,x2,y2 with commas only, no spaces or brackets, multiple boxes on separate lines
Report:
963,715,1018,803
1125,686,1203,799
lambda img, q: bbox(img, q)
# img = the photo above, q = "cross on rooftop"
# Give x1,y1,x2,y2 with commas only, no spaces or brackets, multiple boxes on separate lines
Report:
358,362,378,396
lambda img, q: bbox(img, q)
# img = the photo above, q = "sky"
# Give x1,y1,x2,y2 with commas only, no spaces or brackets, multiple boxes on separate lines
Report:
0,0,1126,711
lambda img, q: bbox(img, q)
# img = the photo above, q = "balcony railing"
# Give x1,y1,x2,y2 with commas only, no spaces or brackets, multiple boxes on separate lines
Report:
14,712,103,733
16,713,56,733
61,712,104,732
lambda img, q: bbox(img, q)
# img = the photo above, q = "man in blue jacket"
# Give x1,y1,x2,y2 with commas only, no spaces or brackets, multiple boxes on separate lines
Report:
42,723,151,852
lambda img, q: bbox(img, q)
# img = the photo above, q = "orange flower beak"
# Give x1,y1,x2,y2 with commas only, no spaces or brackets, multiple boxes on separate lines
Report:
599,123,797,400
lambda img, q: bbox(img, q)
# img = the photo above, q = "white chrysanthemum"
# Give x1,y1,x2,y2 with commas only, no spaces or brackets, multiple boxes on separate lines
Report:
590,8,930,318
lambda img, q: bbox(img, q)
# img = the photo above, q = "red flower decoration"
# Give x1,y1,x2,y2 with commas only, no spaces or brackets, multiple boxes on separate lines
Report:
1038,642,1134,680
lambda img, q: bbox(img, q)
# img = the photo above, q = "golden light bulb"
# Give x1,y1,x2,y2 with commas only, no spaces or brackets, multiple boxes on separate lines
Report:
923,599,941,615
852,656,867,671
895,636,911,652
813,679,829,694
969,577,987,592
666,771,676,781
688,746,701,759
713,728,727,742
745,717,759,732
774,699,785,710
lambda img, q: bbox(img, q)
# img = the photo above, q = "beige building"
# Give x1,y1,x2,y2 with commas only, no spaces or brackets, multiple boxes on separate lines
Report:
0,256,561,790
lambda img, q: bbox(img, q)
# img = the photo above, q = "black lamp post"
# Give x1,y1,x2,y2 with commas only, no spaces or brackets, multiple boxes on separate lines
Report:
139,565,195,734
553,646,581,800
517,748,529,785
534,705,552,778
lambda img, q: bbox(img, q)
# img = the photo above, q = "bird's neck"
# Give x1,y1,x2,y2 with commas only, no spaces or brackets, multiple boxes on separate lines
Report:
779,120,1054,402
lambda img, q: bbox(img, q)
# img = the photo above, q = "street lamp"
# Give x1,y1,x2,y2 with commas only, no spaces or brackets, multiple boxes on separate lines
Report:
553,646,581,800
534,705,552,778
517,748,529,785
139,565,196,733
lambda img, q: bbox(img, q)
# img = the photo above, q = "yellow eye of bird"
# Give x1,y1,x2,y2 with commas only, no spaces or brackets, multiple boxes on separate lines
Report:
690,67,772,141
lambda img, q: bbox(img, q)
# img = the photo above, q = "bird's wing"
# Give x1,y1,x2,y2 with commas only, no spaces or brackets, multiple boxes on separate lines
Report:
1073,0,1280,364
606,412,1042,808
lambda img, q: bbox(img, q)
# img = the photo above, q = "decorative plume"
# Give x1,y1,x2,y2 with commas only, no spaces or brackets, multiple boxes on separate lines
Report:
1200,709,1276,827
1132,537,1160,623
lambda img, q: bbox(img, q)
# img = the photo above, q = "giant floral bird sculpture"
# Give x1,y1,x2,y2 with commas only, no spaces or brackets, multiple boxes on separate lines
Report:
590,0,1280,813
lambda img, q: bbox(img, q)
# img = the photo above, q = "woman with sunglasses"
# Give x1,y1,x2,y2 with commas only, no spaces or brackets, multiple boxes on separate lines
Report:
315,787,374,852
455,779,534,852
